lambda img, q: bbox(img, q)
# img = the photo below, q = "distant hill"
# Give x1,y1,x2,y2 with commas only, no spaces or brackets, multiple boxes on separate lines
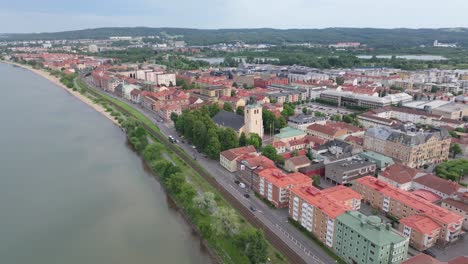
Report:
4,27,468,48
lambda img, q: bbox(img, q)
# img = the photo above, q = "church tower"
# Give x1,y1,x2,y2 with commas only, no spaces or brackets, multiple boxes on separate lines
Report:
244,103,263,138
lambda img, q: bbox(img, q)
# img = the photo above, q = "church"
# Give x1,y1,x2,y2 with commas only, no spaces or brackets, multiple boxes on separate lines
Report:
212,103,264,138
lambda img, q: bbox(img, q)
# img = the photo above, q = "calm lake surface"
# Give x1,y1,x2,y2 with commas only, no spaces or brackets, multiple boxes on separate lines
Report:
0,63,212,264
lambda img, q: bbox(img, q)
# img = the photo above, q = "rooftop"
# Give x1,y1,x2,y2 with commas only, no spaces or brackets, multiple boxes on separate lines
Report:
442,198,468,212
212,111,244,131
355,176,464,225
220,146,257,161
380,163,425,184
336,211,407,246
286,155,311,166
258,168,312,188
275,127,306,139
400,215,441,234
291,185,361,219
414,174,462,196
359,151,394,164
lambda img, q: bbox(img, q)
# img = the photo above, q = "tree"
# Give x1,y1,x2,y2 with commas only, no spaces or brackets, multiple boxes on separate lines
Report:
232,82,238,88
336,76,345,85
248,133,262,149
431,86,439,93
176,183,197,207
312,175,321,187
314,111,326,117
170,112,178,123
205,129,222,159
343,115,353,124
234,229,268,264
302,107,308,114
193,192,218,214
331,115,342,122
236,106,244,116
143,143,163,161
213,207,240,237
281,103,295,117
223,102,234,112
450,143,462,158
261,145,278,162
435,159,468,182
169,81,174,87
239,132,247,147
219,128,239,151
291,149,299,157
167,173,186,194
208,104,220,117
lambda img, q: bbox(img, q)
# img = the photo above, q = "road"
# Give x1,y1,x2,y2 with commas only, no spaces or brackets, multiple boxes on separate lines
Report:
83,77,337,264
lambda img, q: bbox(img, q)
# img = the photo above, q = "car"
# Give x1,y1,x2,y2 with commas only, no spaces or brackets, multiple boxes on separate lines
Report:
244,194,250,198
234,180,240,185
239,183,246,188
191,145,196,149
422,250,436,258
249,206,256,212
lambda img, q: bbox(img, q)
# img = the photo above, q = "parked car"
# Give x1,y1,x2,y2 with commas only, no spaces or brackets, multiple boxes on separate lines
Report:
250,206,256,212
239,183,246,188
234,180,240,185
244,194,250,198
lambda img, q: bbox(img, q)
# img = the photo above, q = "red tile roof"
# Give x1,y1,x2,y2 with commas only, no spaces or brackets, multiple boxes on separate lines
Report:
356,176,464,226
400,215,441,235
380,164,424,184
220,146,257,161
402,254,443,264
411,189,442,203
414,174,462,196
291,185,361,219
286,155,311,167
258,168,312,188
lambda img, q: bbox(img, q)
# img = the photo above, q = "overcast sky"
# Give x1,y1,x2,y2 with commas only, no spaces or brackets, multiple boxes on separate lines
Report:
1,0,468,33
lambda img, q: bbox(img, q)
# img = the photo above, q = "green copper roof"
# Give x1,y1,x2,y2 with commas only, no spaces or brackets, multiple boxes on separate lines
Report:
336,211,406,246
275,127,306,139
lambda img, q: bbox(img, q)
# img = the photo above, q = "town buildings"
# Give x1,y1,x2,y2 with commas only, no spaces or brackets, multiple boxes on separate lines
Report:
363,127,451,168
320,90,412,109
257,168,312,208
289,185,362,247
284,155,311,172
324,156,377,185
353,176,464,249
219,146,257,172
334,211,409,264
288,115,326,131
359,106,465,129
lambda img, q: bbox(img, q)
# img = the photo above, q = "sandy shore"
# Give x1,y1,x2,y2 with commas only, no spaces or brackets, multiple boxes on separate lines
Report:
1,60,120,127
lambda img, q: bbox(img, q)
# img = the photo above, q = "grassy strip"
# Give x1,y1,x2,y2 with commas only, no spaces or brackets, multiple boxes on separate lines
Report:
288,218,345,264
76,78,287,264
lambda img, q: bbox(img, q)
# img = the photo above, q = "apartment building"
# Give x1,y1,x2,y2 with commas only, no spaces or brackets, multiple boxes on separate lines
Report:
288,115,326,131
324,156,377,185
353,176,464,248
363,127,451,168
441,196,468,231
320,90,412,109
399,215,441,250
377,163,426,191
236,155,276,190
257,168,312,208
334,211,409,264
307,123,348,140
219,146,257,172
361,106,464,129
289,185,362,247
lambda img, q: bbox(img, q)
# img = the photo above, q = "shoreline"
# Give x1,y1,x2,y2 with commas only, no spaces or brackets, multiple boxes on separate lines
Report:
0,60,120,127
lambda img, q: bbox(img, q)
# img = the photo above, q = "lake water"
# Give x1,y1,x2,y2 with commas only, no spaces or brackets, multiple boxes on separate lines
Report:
0,63,212,264
357,55,447,61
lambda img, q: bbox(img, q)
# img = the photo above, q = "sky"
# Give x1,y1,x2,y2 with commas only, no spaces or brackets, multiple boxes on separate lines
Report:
1,0,468,33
